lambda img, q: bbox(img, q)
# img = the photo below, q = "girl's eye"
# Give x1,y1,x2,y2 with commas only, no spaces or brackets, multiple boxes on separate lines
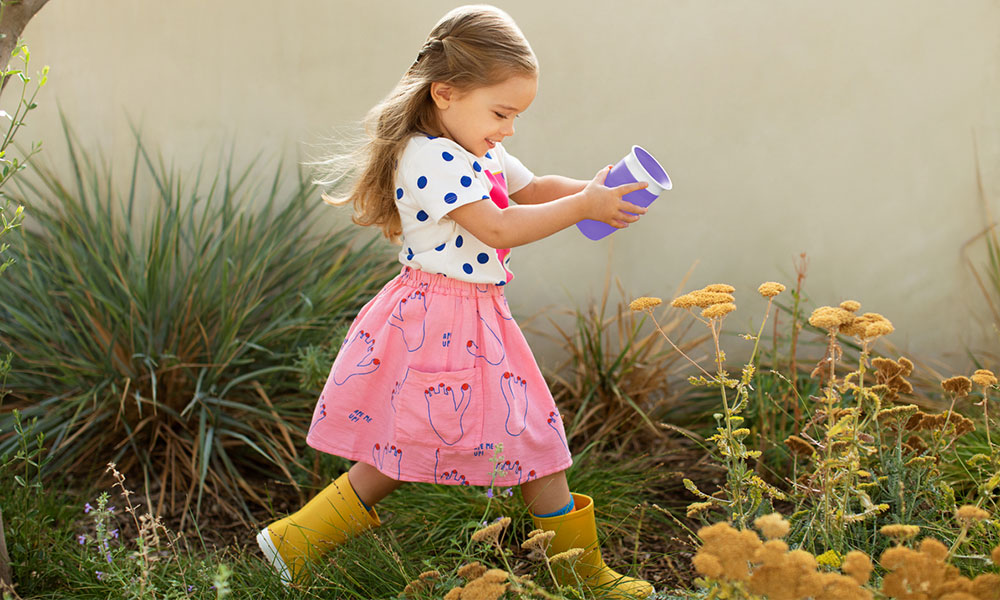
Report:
494,112,508,119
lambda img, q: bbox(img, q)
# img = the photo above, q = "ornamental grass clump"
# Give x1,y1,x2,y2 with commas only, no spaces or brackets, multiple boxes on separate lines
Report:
635,281,786,526
0,130,398,520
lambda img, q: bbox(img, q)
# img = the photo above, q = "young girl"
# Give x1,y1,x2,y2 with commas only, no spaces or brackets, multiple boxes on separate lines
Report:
257,5,653,597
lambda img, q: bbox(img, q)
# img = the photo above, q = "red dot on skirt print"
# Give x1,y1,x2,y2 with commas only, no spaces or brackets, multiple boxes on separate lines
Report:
466,340,473,348
462,383,469,390
373,359,380,365
503,372,511,378
375,443,380,450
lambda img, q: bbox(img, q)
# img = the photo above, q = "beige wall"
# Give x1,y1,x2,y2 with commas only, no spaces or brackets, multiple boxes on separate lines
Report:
16,1,1000,369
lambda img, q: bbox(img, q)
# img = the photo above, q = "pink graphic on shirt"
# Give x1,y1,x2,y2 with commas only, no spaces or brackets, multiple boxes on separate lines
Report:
485,170,513,283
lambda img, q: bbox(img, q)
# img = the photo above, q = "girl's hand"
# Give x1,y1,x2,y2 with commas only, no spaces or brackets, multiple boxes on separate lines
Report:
581,166,649,228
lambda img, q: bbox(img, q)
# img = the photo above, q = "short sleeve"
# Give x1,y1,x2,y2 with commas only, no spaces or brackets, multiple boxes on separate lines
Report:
401,141,492,224
495,144,534,195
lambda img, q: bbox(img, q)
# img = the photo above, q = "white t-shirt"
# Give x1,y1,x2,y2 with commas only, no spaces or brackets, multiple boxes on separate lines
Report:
394,135,534,285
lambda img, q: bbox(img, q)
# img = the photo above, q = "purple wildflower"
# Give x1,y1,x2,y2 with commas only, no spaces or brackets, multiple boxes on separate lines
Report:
106,553,113,563
77,534,86,545
110,529,119,539
485,488,494,498
504,487,514,497
95,571,104,581
84,503,93,514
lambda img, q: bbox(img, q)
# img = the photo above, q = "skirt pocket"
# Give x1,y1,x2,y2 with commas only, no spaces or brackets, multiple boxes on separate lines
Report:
393,366,483,451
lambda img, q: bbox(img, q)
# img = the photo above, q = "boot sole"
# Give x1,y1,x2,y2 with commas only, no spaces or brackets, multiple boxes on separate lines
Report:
256,527,292,586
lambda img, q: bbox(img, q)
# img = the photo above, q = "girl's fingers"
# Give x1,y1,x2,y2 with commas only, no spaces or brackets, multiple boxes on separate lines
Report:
593,165,614,185
614,181,648,195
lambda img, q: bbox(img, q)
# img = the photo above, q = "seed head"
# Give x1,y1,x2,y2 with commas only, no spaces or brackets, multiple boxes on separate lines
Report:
702,302,737,319
757,282,785,298
443,587,463,600
703,283,735,293
880,524,920,542
955,505,990,523
839,300,861,312
471,517,511,544
972,369,998,388
941,376,973,397
481,569,508,584
629,296,662,312
520,529,555,560
418,570,440,581
992,544,1000,567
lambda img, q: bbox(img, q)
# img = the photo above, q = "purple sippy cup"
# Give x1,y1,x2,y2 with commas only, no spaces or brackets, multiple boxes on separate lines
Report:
576,145,672,241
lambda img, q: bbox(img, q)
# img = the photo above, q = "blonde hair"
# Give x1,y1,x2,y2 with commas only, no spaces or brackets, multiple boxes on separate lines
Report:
319,5,538,243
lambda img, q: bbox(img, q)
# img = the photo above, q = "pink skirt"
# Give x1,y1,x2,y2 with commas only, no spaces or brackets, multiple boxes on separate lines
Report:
306,267,572,486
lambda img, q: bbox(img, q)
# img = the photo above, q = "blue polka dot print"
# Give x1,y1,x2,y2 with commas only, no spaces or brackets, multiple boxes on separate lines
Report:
417,176,427,189
406,248,414,260
455,235,464,248
473,161,482,172
442,152,454,161
444,192,458,204
416,210,429,222
396,188,403,199
460,176,472,187
477,253,489,264
463,263,473,274
435,243,446,251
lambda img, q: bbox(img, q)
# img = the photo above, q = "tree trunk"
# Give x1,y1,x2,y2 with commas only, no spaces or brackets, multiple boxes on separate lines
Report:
0,0,51,94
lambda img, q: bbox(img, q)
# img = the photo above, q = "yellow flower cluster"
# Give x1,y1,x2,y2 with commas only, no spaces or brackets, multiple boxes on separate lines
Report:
671,284,742,320
758,281,786,298
972,369,997,388
470,517,511,544
942,376,973,397
784,434,815,457
520,529,555,561
808,306,856,330
905,410,976,437
702,302,737,319
808,302,895,340
444,568,510,600
879,537,1000,600
754,513,791,540
693,520,873,600
872,357,914,401
628,296,663,312
955,505,990,523
694,519,1000,600
880,524,921,542
839,300,861,312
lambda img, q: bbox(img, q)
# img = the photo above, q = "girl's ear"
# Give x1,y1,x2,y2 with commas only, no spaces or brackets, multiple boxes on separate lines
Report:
430,82,455,109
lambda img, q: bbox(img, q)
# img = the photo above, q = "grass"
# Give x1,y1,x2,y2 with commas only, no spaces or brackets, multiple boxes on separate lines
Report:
0,122,399,523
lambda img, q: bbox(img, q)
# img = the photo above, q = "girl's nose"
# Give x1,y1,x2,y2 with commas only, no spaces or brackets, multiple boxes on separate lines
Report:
501,122,515,137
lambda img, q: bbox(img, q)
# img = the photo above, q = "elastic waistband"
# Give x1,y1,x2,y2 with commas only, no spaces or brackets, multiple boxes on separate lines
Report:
397,266,506,298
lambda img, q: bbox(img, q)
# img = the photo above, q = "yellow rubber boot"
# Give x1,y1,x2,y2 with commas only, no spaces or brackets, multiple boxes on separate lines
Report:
256,472,380,585
531,493,653,599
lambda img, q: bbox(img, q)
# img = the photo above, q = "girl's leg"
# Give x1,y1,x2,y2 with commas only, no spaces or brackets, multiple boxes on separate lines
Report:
348,461,405,507
522,469,653,598
520,470,572,515
259,462,403,584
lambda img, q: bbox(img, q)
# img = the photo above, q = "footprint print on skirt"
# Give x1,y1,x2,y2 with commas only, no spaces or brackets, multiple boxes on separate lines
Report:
372,443,403,480
434,449,470,485
500,372,528,437
424,382,472,446
332,330,381,385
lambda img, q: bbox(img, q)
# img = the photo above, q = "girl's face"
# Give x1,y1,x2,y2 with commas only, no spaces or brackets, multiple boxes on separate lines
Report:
430,74,537,158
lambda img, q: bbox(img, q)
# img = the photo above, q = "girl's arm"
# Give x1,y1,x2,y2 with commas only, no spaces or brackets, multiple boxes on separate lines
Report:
448,166,647,249
510,175,586,205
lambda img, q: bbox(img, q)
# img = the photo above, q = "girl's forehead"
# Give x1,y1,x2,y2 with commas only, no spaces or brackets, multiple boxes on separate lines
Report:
476,75,537,108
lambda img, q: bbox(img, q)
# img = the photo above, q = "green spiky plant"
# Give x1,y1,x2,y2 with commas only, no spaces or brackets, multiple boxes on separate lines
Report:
0,121,398,522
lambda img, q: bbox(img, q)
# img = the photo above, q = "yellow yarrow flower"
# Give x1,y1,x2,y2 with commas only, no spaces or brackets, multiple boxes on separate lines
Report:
955,505,990,523
839,300,861,312
972,369,998,388
757,282,785,298
702,302,737,319
628,296,662,312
